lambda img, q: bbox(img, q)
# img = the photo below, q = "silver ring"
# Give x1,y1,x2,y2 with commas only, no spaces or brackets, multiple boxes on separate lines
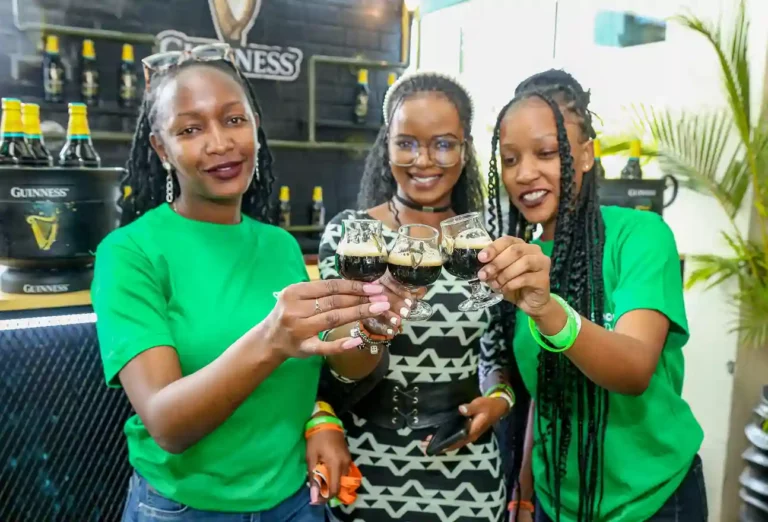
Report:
314,298,321,315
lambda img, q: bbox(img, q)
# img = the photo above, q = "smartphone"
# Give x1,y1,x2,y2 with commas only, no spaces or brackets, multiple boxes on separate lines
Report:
425,414,470,456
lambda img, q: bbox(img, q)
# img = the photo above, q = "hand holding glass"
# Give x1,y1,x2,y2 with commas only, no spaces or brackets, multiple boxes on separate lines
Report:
335,219,388,283
387,224,443,321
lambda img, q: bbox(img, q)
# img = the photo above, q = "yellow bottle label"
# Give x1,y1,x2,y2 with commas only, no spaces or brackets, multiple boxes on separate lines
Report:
357,69,369,85
279,186,290,201
593,139,602,158
82,39,96,59
45,35,60,54
122,44,135,62
312,186,323,202
1,98,24,137
66,103,92,139
387,73,397,86
22,104,42,138
629,139,641,158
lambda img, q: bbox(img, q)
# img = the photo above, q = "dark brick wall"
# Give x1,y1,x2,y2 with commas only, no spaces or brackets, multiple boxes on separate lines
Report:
0,0,403,227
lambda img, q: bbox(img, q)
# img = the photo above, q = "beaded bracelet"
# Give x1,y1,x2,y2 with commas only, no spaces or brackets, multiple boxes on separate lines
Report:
350,321,391,355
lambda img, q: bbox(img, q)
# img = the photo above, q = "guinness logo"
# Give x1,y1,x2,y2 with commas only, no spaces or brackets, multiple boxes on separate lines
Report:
10,187,70,199
23,284,70,294
156,0,303,82
209,0,262,46
26,212,59,251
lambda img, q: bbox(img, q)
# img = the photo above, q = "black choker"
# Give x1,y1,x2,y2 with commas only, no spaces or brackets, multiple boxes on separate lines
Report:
393,194,451,213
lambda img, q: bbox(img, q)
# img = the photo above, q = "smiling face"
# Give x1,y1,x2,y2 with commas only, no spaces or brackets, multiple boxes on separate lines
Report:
387,92,465,208
149,64,259,204
498,96,594,235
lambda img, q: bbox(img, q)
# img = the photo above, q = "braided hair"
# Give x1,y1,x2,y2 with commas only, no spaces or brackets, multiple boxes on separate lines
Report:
488,70,607,522
119,60,275,226
357,73,484,217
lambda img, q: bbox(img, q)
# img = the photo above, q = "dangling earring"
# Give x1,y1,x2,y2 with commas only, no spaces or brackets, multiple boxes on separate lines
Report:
253,160,260,181
163,161,174,203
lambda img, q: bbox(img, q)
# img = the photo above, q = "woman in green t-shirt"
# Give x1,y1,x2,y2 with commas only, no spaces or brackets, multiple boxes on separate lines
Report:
91,45,402,521
477,69,707,522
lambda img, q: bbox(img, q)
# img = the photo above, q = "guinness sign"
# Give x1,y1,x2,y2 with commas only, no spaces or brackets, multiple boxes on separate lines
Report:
156,0,303,82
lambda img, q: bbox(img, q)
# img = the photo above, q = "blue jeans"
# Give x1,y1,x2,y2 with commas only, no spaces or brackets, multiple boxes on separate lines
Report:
534,455,707,522
121,472,334,522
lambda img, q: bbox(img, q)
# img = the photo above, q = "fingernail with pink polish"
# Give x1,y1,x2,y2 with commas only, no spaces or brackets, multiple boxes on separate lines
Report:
404,298,413,307
370,302,391,314
342,337,364,349
390,316,398,325
363,284,384,294
369,294,388,303
400,307,410,318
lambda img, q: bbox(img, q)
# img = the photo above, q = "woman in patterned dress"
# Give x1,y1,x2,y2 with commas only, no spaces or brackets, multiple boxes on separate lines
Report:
317,71,514,522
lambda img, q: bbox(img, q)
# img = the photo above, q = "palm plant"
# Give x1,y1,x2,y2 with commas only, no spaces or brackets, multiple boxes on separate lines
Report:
632,0,768,346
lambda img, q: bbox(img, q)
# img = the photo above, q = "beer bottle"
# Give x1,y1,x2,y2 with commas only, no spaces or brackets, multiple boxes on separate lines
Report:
278,186,291,228
80,39,100,106
42,35,65,103
620,139,643,180
0,98,37,166
387,72,397,88
22,103,53,166
59,102,101,168
353,69,370,124
593,138,605,179
117,44,139,108
310,186,326,227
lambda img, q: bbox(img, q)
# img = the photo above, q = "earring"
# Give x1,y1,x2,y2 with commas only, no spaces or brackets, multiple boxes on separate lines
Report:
163,161,174,203
254,160,260,181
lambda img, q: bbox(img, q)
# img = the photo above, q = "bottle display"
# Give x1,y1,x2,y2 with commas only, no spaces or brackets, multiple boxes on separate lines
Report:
42,35,65,103
118,44,139,108
0,98,37,166
310,186,326,228
59,102,101,168
353,69,370,124
21,103,53,166
620,139,643,180
279,185,291,228
80,39,100,106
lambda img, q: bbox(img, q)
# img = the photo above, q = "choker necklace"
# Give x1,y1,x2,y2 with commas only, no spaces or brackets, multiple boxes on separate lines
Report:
393,194,451,213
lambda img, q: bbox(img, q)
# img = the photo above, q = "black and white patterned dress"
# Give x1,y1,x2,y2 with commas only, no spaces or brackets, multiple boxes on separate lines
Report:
318,210,507,522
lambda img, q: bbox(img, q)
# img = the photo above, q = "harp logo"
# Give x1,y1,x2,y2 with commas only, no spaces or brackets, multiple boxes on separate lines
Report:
26,212,59,251
155,0,303,82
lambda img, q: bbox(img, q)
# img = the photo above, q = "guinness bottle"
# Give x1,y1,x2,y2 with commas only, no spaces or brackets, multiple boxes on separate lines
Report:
387,72,397,88
310,186,326,227
594,139,605,179
353,69,370,124
22,103,53,166
620,139,643,180
0,98,37,166
118,44,139,108
42,35,65,103
59,102,101,168
278,186,291,228
80,39,100,106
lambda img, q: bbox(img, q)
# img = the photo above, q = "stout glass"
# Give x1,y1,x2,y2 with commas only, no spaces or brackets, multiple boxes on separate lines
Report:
335,219,387,283
388,224,443,321
440,212,503,312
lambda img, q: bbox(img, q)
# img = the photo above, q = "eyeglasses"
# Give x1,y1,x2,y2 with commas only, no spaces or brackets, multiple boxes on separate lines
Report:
142,43,238,91
388,135,465,168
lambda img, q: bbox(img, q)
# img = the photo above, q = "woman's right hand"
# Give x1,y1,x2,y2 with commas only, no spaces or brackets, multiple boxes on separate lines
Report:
264,280,391,359
362,271,428,335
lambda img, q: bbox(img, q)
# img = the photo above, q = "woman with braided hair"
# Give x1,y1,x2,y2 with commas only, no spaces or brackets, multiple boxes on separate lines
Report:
91,44,396,521
317,71,509,521
481,70,707,522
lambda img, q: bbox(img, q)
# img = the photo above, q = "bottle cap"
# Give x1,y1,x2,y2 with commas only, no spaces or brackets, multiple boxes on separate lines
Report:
122,44,135,62
2,98,22,109
593,139,602,158
387,73,397,86
68,102,88,114
312,186,323,201
45,35,60,54
357,69,369,84
629,139,641,158
279,186,290,201
82,39,96,59
22,104,42,135
21,103,40,117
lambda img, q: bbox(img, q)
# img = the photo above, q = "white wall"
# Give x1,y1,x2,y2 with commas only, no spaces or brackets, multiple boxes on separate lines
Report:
418,1,768,520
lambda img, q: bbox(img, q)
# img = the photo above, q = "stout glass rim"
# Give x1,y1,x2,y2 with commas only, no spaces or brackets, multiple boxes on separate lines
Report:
396,223,439,241
440,212,482,228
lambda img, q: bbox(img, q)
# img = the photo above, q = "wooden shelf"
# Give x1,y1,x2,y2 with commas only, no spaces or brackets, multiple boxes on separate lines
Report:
316,119,381,132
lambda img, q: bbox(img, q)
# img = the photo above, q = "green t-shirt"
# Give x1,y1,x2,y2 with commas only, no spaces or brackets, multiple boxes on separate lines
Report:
91,203,321,512
514,206,703,522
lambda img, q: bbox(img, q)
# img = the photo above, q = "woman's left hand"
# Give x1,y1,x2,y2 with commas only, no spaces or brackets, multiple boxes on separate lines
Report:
305,427,352,504
477,236,552,318
421,397,509,454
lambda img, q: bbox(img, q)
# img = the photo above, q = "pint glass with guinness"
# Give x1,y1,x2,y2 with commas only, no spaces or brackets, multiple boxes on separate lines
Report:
388,224,442,321
440,212,503,312
335,219,387,283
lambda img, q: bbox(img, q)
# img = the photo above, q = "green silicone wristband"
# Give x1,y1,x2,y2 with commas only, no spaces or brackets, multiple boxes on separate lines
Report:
528,294,580,353
484,383,515,403
304,415,343,432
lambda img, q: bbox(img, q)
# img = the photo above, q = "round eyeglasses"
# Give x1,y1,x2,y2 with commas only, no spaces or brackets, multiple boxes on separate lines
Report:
388,135,465,168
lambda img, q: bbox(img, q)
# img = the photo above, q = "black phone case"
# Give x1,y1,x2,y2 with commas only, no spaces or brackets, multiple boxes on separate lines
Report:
425,415,470,456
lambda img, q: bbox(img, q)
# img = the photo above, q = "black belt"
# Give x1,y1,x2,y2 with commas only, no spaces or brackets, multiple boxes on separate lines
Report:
352,377,480,430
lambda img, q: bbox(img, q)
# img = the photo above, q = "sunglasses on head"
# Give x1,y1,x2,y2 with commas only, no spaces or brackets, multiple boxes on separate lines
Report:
141,43,238,91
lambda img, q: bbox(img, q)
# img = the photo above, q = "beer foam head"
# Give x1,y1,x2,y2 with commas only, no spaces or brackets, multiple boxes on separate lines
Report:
337,242,385,257
388,249,443,267
454,228,491,249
